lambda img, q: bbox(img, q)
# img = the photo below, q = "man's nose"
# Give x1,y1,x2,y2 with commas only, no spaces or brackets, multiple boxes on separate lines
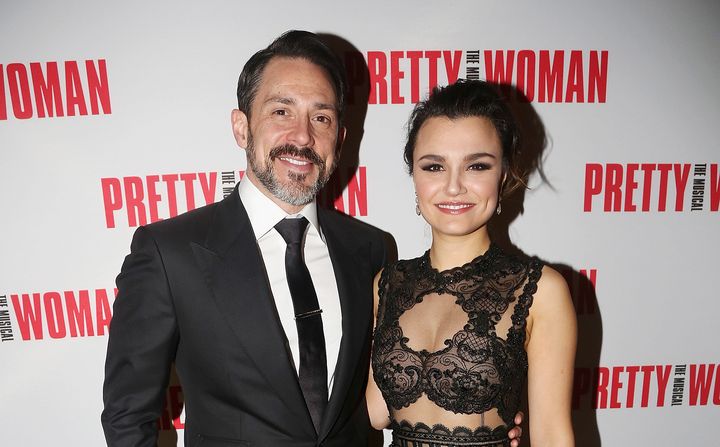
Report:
287,116,314,148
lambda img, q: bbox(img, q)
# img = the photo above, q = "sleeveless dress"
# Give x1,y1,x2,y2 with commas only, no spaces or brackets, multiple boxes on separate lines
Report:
372,245,542,447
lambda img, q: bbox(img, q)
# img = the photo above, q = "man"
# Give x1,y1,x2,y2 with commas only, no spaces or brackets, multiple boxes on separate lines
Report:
102,31,523,446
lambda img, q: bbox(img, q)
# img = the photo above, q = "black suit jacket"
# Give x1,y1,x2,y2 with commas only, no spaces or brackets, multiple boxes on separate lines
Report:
102,185,387,447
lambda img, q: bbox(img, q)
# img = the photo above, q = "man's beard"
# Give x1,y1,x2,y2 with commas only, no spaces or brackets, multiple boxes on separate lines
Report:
246,132,334,206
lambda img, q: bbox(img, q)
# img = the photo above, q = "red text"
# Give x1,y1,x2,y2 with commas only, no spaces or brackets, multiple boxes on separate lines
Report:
689,364,720,406
101,172,221,228
483,50,608,103
10,289,116,341
1,60,111,120
573,365,672,409
582,163,716,212
365,50,462,104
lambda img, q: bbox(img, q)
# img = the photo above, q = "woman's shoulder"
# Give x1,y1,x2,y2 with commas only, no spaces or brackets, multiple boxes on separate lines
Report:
529,264,575,323
536,264,570,295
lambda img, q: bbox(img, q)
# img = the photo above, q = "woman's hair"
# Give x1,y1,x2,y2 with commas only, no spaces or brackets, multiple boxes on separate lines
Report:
404,79,525,197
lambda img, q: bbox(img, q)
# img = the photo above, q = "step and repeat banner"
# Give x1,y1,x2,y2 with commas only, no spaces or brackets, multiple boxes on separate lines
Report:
1,1,718,445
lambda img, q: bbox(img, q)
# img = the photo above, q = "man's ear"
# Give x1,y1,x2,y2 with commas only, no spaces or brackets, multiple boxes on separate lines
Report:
336,126,347,154
231,109,249,148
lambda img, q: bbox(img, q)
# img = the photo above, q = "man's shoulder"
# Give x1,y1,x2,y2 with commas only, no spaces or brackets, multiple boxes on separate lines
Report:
318,207,385,240
318,207,396,267
141,198,228,242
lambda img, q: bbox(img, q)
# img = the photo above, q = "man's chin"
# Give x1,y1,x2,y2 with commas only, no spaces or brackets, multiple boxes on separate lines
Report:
251,162,326,206
274,161,316,182
269,179,321,206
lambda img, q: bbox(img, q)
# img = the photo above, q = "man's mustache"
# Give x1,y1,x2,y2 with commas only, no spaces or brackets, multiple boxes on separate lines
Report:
269,144,325,169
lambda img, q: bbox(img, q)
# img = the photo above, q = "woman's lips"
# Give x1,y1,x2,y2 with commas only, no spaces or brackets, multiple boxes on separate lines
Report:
435,202,475,214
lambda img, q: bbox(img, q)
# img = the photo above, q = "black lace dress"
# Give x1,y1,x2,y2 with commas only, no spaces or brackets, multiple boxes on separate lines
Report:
372,245,542,447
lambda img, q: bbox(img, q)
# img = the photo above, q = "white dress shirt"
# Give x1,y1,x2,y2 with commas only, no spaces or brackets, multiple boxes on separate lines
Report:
238,176,342,394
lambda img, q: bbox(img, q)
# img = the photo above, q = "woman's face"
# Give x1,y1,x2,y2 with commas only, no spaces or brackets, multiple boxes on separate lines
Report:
412,116,504,239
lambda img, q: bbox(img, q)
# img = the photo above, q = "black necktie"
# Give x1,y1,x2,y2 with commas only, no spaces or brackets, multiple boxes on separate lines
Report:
274,217,327,433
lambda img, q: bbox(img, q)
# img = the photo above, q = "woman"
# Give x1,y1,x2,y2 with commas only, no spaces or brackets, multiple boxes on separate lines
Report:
367,79,576,447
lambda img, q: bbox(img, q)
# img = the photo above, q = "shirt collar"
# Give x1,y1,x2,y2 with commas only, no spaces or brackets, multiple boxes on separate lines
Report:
238,175,324,242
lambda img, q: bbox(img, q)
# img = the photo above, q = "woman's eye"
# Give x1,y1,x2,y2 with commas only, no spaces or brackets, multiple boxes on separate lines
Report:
420,164,444,172
469,163,491,171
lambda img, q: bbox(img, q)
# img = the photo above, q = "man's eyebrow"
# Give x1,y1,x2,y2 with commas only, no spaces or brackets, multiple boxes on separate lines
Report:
264,96,295,106
314,102,337,112
263,96,338,113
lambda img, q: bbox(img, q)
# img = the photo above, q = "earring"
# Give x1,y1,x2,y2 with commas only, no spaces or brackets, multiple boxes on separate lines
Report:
415,194,421,216
496,201,502,215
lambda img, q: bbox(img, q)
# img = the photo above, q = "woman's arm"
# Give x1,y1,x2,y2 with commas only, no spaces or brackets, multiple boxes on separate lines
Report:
366,269,391,430
526,265,577,447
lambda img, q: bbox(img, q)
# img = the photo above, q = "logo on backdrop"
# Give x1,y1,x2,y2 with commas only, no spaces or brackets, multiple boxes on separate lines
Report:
353,49,608,104
584,163,719,212
573,363,720,409
0,59,111,120
1,289,116,342
0,295,15,342
101,168,369,229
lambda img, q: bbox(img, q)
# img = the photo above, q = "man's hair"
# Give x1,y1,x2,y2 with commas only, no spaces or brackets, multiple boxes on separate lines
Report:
236,30,346,125
404,79,524,198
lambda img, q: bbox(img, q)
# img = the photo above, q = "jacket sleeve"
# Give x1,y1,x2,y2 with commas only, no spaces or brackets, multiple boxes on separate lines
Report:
101,226,179,447
372,228,395,274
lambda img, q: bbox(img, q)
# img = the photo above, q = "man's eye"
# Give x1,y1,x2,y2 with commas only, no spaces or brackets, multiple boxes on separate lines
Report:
273,109,287,116
314,115,331,124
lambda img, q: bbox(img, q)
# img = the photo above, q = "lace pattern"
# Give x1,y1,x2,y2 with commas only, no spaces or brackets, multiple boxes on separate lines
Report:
390,420,510,447
373,245,542,429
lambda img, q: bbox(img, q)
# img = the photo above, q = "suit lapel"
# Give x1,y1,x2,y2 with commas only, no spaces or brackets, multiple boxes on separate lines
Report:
318,210,373,439
190,189,314,433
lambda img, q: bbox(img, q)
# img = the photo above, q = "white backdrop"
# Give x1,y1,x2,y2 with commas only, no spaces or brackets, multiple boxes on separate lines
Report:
1,1,718,445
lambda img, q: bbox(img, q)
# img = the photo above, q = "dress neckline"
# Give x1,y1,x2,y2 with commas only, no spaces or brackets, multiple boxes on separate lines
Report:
419,243,500,277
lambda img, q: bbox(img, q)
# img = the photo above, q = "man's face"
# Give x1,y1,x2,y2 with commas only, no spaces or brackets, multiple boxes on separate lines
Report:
232,57,344,213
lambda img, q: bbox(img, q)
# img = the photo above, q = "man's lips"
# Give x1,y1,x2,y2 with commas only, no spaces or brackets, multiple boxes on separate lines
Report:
435,202,475,214
269,144,324,171
278,156,312,167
